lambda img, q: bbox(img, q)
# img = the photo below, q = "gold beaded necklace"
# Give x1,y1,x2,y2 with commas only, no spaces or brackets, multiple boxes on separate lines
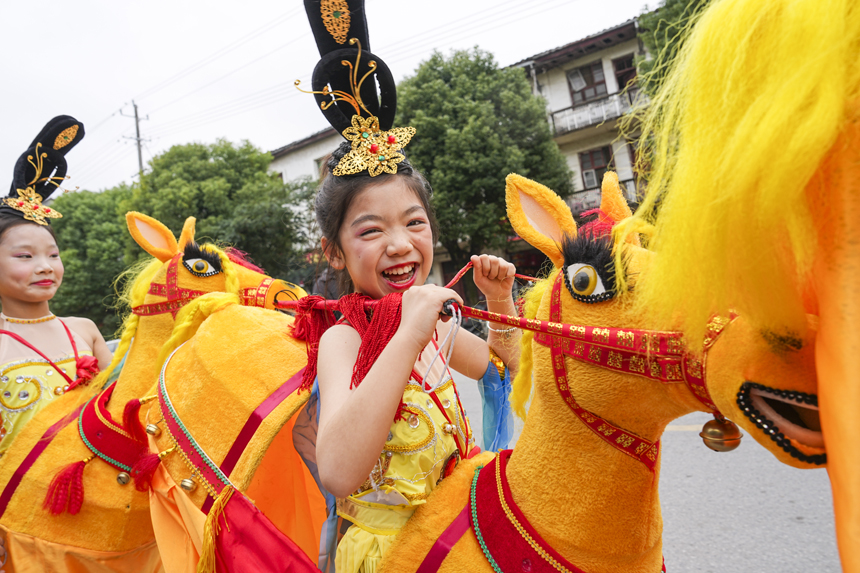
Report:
0,313,57,324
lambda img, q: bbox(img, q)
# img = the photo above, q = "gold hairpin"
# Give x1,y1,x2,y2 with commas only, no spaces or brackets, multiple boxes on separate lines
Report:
3,143,68,225
297,39,416,177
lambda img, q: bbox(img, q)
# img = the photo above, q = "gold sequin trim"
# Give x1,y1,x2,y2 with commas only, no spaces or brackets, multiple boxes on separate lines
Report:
384,406,435,453
495,454,576,573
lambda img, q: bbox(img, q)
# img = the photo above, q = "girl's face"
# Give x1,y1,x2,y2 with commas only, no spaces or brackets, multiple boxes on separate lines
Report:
328,178,434,300
0,224,63,305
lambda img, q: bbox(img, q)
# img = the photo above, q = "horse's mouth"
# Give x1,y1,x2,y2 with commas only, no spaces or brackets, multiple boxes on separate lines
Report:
736,382,826,465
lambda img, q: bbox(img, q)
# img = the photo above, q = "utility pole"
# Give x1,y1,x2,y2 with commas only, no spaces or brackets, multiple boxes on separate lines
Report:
121,100,149,181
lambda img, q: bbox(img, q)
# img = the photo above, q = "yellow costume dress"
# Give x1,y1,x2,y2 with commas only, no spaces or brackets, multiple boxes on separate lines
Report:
0,315,94,456
335,361,475,573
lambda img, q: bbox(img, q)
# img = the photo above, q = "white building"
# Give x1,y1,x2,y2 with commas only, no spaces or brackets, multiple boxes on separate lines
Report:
514,19,646,213
269,127,340,183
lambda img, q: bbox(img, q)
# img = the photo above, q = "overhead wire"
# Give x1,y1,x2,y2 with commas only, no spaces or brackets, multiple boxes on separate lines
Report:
146,0,583,140
134,6,304,103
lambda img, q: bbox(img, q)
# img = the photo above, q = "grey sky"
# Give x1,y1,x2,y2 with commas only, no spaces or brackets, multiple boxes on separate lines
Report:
1,0,649,192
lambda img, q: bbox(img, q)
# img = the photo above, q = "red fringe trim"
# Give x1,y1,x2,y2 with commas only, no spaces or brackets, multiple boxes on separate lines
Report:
43,460,87,515
122,398,149,443
579,208,615,239
338,293,402,389
290,295,337,392
131,453,161,492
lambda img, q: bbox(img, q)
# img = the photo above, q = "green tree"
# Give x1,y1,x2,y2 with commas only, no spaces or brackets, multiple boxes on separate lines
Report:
126,139,314,284
638,0,712,96
51,185,133,335
395,48,572,297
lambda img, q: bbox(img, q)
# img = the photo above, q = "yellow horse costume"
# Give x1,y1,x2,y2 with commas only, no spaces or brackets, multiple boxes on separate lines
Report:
615,0,859,568
0,212,302,572
378,173,821,573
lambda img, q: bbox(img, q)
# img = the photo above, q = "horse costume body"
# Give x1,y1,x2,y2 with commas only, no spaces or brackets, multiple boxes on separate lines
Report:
0,212,302,572
377,173,821,573
613,0,859,568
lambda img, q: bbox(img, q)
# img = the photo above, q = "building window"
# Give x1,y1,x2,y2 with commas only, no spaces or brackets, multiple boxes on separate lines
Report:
579,146,614,190
567,61,608,106
613,54,637,91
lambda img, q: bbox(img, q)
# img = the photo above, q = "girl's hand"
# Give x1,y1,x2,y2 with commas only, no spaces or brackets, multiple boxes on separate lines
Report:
398,285,463,351
471,254,516,302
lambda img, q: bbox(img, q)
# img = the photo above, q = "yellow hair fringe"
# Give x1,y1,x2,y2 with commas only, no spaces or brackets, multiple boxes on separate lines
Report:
510,271,554,420
90,258,163,389
617,0,860,343
197,485,234,573
157,292,240,366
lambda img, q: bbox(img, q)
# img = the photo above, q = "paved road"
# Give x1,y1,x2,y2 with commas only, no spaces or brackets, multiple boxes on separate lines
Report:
454,372,841,572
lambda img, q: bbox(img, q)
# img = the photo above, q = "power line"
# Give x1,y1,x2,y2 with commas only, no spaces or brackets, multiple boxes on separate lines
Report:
148,32,310,115
134,6,304,103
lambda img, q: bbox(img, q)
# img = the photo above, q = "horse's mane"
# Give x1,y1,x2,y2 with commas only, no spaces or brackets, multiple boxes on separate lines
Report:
511,270,555,420
91,257,163,388
615,0,860,342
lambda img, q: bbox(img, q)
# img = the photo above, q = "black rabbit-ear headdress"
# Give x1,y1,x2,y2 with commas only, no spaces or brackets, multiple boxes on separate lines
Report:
3,115,85,225
297,0,415,177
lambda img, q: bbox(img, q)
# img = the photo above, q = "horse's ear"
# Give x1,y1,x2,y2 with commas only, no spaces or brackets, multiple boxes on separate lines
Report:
599,172,640,246
126,212,179,262
505,174,577,267
177,217,197,250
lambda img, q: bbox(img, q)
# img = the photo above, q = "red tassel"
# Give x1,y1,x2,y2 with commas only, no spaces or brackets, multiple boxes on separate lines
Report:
123,399,148,443
68,355,100,391
579,208,616,239
290,295,336,392
131,453,161,491
339,293,403,390
43,459,89,515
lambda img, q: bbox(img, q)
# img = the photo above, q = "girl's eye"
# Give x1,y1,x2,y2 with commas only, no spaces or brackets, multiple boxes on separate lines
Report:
14,254,31,259
360,228,380,237
565,263,608,300
407,219,426,227
183,258,219,277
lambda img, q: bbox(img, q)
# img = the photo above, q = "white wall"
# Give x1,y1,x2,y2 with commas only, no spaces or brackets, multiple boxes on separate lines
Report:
268,132,342,183
535,38,641,114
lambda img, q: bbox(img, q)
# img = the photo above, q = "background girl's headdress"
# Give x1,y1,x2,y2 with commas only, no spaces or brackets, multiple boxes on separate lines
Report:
3,115,85,225
298,0,414,177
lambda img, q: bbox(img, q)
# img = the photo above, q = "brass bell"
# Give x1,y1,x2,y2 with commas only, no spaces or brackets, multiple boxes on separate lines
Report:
145,423,162,437
700,417,742,452
180,478,197,492
117,472,131,485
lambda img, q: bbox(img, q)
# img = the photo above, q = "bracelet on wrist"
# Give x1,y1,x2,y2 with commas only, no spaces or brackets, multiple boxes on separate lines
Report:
487,325,518,334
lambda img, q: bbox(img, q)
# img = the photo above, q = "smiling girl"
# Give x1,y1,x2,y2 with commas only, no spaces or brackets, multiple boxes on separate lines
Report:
0,117,111,456
310,143,520,572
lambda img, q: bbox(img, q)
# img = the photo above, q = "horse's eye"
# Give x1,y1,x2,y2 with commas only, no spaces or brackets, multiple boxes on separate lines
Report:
184,258,218,277
564,263,607,301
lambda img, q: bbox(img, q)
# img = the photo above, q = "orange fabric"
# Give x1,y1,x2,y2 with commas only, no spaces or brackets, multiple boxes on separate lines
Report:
244,414,328,562
0,523,162,573
809,114,860,572
149,416,327,573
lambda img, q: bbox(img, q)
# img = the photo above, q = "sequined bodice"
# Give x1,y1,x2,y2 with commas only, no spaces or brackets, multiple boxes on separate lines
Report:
352,372,474,506
0,322,92,454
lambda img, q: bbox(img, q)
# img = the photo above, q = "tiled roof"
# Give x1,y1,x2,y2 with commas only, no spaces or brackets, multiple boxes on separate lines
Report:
511,19,638,71
270,126,339,159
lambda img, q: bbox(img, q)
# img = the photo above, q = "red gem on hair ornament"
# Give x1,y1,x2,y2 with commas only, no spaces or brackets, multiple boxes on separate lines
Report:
388,135,396,144
45,208,51,213
370,143,379,154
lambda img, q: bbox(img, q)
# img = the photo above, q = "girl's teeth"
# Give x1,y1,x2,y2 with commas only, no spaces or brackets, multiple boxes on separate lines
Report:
385,265,413,276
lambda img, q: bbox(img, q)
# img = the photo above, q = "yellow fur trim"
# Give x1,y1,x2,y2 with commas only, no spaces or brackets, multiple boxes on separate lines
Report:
505,173,577,267
618,0,860,341
197,485,234,573
511,272,554,420
126,212,179,263
90,258,163,389
157,292,240,366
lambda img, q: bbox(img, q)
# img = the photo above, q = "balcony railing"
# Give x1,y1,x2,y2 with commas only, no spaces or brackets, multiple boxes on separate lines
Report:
567,179,640,215
550,89,647,136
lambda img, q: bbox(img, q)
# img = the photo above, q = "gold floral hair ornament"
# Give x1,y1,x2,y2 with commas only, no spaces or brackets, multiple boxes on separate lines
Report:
3,143,68,225
296,38,416,177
